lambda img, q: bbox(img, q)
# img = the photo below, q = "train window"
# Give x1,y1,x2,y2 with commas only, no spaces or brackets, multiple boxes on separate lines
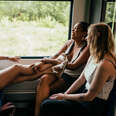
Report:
0,0,73,57
103,0,116,39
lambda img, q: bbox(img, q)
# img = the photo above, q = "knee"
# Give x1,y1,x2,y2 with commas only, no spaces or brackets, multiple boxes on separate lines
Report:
36,75,49,88
39,74,49,85
12,64,21,71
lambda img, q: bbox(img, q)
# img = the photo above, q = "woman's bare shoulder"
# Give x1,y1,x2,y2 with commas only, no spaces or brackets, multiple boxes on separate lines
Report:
66,39,74,45
98,58,116,75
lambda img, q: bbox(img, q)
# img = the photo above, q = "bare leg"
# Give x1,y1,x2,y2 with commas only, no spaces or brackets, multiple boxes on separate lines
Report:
12,66,55,84
34,62,53,72
11,72,42,84
0,64,35,89
50,78,68,93
35,74,57,116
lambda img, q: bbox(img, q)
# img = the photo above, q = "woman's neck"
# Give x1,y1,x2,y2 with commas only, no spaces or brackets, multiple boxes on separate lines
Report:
74,40,86,48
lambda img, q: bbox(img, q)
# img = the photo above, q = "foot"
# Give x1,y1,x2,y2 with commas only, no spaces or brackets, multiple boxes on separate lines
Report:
16,64,37,75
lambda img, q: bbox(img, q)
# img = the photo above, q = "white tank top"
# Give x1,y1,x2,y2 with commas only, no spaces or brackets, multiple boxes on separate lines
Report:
84,57,115,100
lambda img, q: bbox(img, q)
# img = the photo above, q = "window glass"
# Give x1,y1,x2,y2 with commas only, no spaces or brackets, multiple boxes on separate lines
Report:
0,1,71,56
104,2,116,40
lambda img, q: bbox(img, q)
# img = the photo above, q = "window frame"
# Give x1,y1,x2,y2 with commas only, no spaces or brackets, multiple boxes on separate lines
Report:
100,0,116,38
100,0,115,21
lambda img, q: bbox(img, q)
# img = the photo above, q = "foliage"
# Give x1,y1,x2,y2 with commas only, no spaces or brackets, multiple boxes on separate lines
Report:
0,1,70,56
0,18,68,56
105,2,116,41
105,2,116,23
0,1,70,26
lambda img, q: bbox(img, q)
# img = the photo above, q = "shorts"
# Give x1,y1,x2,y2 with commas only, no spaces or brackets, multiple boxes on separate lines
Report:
61,73,77,88
62,73,86,93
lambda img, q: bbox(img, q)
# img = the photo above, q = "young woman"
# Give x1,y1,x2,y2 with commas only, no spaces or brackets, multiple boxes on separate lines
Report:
40,23,116,116
34,22,90,116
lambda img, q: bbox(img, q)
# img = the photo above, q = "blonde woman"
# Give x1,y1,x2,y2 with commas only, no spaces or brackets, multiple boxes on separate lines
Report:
40,23,116,116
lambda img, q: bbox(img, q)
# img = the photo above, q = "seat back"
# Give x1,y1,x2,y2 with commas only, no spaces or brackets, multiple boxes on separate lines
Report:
107,80,116,116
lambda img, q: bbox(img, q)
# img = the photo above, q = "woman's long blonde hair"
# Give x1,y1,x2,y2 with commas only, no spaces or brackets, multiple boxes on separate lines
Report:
88,23,115,62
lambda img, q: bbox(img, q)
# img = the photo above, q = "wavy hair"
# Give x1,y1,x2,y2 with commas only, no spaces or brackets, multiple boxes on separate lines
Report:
88,23,115,62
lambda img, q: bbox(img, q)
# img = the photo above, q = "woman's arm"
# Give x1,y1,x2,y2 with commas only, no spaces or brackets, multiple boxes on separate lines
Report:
50,60,111,101
34,40,73,69
49,72,86,100
64,60,111,101
0,56,20,62
65,57,92,94
41,58,61,65
0,56,9,60
65,72,86,94
51,40,72,59
66,45,90,69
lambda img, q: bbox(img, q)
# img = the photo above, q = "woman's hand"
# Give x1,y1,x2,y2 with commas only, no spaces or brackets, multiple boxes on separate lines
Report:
66,63,72,69
49,93,66,100
42,58,60,65
8,56,20,62
0,102,15,111
41,58,51,63
52,65,63,72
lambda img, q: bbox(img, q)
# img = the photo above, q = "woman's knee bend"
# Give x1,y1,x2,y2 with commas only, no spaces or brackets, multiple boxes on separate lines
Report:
36,75,49,88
